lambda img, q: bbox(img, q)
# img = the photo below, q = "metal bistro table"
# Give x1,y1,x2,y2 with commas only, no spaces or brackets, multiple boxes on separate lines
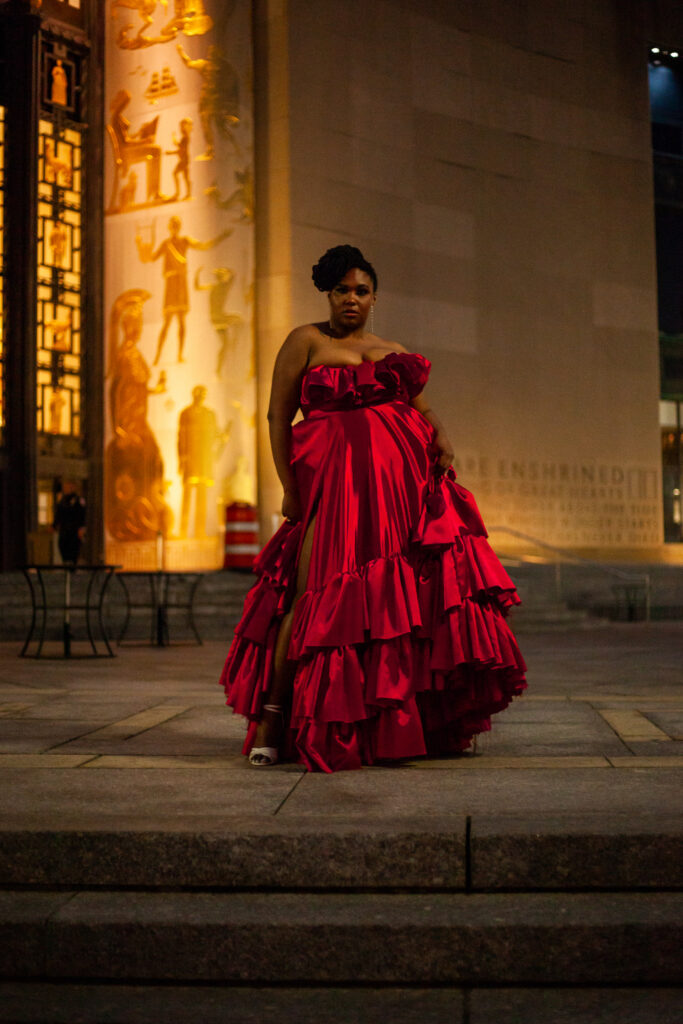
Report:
21,564,120,658
116,570,204,647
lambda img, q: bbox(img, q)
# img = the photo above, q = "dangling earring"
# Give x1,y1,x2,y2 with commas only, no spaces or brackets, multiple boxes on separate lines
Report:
369,302,375,334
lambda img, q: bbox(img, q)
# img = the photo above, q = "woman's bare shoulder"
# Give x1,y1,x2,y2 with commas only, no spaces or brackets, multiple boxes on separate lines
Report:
276,324,318,362
369,334,410,354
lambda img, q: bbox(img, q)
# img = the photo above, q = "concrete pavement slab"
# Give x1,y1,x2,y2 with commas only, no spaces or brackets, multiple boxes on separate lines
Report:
646,710,683,737
70,705,191,740
22,891,683,983
403,755,611,768
0,703,35,716
470,988,683,1024
0,984,680,1024
0,721,113,752
619,740,683,756
278,766,683,821
608,755,683,767
470,814,683,888
485,700,598,722
597,708,671,741
55,705,246,755
0,754,97,767
0,984,465,1024
10,700,163,720
0,628,681,835
0,825,466,888
0,767,304,828
479,719,629,756
0,891,76,977
82,754,243,768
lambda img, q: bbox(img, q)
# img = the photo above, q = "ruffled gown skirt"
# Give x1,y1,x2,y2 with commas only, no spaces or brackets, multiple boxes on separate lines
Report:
220,384,527,772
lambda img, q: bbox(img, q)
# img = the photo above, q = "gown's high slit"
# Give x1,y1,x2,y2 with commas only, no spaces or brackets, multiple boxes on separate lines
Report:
220,352,527,772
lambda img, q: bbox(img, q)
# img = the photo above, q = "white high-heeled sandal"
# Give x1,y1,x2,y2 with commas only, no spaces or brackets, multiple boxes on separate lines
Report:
248,703,283,766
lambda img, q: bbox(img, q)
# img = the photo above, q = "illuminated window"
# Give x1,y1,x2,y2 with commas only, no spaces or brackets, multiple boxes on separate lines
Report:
0,105,4,440
36,118,83,444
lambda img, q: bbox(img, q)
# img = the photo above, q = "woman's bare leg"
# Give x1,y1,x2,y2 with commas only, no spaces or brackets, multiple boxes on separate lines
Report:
252,516,316,750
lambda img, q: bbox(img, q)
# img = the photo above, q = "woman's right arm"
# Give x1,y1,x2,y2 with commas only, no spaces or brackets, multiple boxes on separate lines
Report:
267,328,312,521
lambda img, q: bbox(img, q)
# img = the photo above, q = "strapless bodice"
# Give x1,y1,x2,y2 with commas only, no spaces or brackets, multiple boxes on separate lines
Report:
300,352,430,417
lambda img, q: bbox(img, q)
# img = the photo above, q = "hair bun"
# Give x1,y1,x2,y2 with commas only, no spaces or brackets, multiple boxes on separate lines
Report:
312,245,378,292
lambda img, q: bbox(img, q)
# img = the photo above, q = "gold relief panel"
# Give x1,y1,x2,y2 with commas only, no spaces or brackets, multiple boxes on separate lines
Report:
36,118,84,448
111,0,214,51
105,288,171,542
105,0,256,571
145,66,180,104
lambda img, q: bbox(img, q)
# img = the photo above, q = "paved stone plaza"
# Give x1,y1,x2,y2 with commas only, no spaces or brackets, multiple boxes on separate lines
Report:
0,622,681,1023
1,622,681,793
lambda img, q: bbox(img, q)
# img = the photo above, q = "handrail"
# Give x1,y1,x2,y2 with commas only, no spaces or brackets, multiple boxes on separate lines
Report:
488,525,651,621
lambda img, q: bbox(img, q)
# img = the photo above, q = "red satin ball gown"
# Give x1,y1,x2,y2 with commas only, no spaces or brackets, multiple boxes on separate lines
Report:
219,352,527,772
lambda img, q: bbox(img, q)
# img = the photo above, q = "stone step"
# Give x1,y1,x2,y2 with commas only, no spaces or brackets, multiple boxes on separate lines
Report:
2,890,681,984
0,983,681,1024
0,823,680,891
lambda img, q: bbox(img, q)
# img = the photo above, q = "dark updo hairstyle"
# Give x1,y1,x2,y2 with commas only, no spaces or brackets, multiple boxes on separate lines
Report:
311,245,378,293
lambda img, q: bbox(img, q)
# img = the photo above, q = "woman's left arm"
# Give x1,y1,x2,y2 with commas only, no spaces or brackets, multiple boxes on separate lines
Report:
411,392,454,471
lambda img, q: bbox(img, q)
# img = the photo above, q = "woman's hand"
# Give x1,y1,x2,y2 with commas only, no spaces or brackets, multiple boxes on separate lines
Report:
435,432,454,472
282,488,302,523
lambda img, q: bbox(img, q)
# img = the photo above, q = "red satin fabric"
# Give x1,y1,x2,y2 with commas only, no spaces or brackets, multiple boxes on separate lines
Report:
220,352,527,772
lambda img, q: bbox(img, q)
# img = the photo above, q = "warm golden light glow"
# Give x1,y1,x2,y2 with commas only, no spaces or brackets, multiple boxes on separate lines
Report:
105,0,256,571
36,119,83,441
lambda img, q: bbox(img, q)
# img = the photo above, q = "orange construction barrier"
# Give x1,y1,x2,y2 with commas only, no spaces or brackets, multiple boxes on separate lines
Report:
224,502,260,569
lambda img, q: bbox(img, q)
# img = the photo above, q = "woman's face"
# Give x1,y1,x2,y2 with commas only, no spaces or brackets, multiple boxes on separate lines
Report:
328,268,375,333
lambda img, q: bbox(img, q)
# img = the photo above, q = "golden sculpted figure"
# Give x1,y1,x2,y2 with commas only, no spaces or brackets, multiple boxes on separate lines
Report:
205,167,254,223
107,90,163,212
166,117,193,200
177,385,227,539
48,386,67,435
50,59,68,106
113,0,212,50
194,265,244,376
119,170,138,211
44,139,72,187
136,215,231,365
105,288,172,542
46,309,72,352
48,221,68,266
177,44,240,160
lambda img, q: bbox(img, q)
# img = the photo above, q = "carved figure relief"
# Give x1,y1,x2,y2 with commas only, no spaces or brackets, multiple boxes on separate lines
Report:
205,166,253,222
135,215,231,364
48,387,67,435
105,289,172,541
48,221,68,266
50,59,68,105
119,170,138,211
177,44,240,159
194,265,243,376
177,384,228,538
166,117,193,200
44,140,72,187
107,89,164,212
46,309,72,352
113,0,213,50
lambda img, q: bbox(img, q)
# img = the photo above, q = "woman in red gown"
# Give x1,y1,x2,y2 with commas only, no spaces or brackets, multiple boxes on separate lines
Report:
220,245,526,771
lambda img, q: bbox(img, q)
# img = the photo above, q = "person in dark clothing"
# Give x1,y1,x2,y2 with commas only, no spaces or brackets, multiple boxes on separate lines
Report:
53,480,86,564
